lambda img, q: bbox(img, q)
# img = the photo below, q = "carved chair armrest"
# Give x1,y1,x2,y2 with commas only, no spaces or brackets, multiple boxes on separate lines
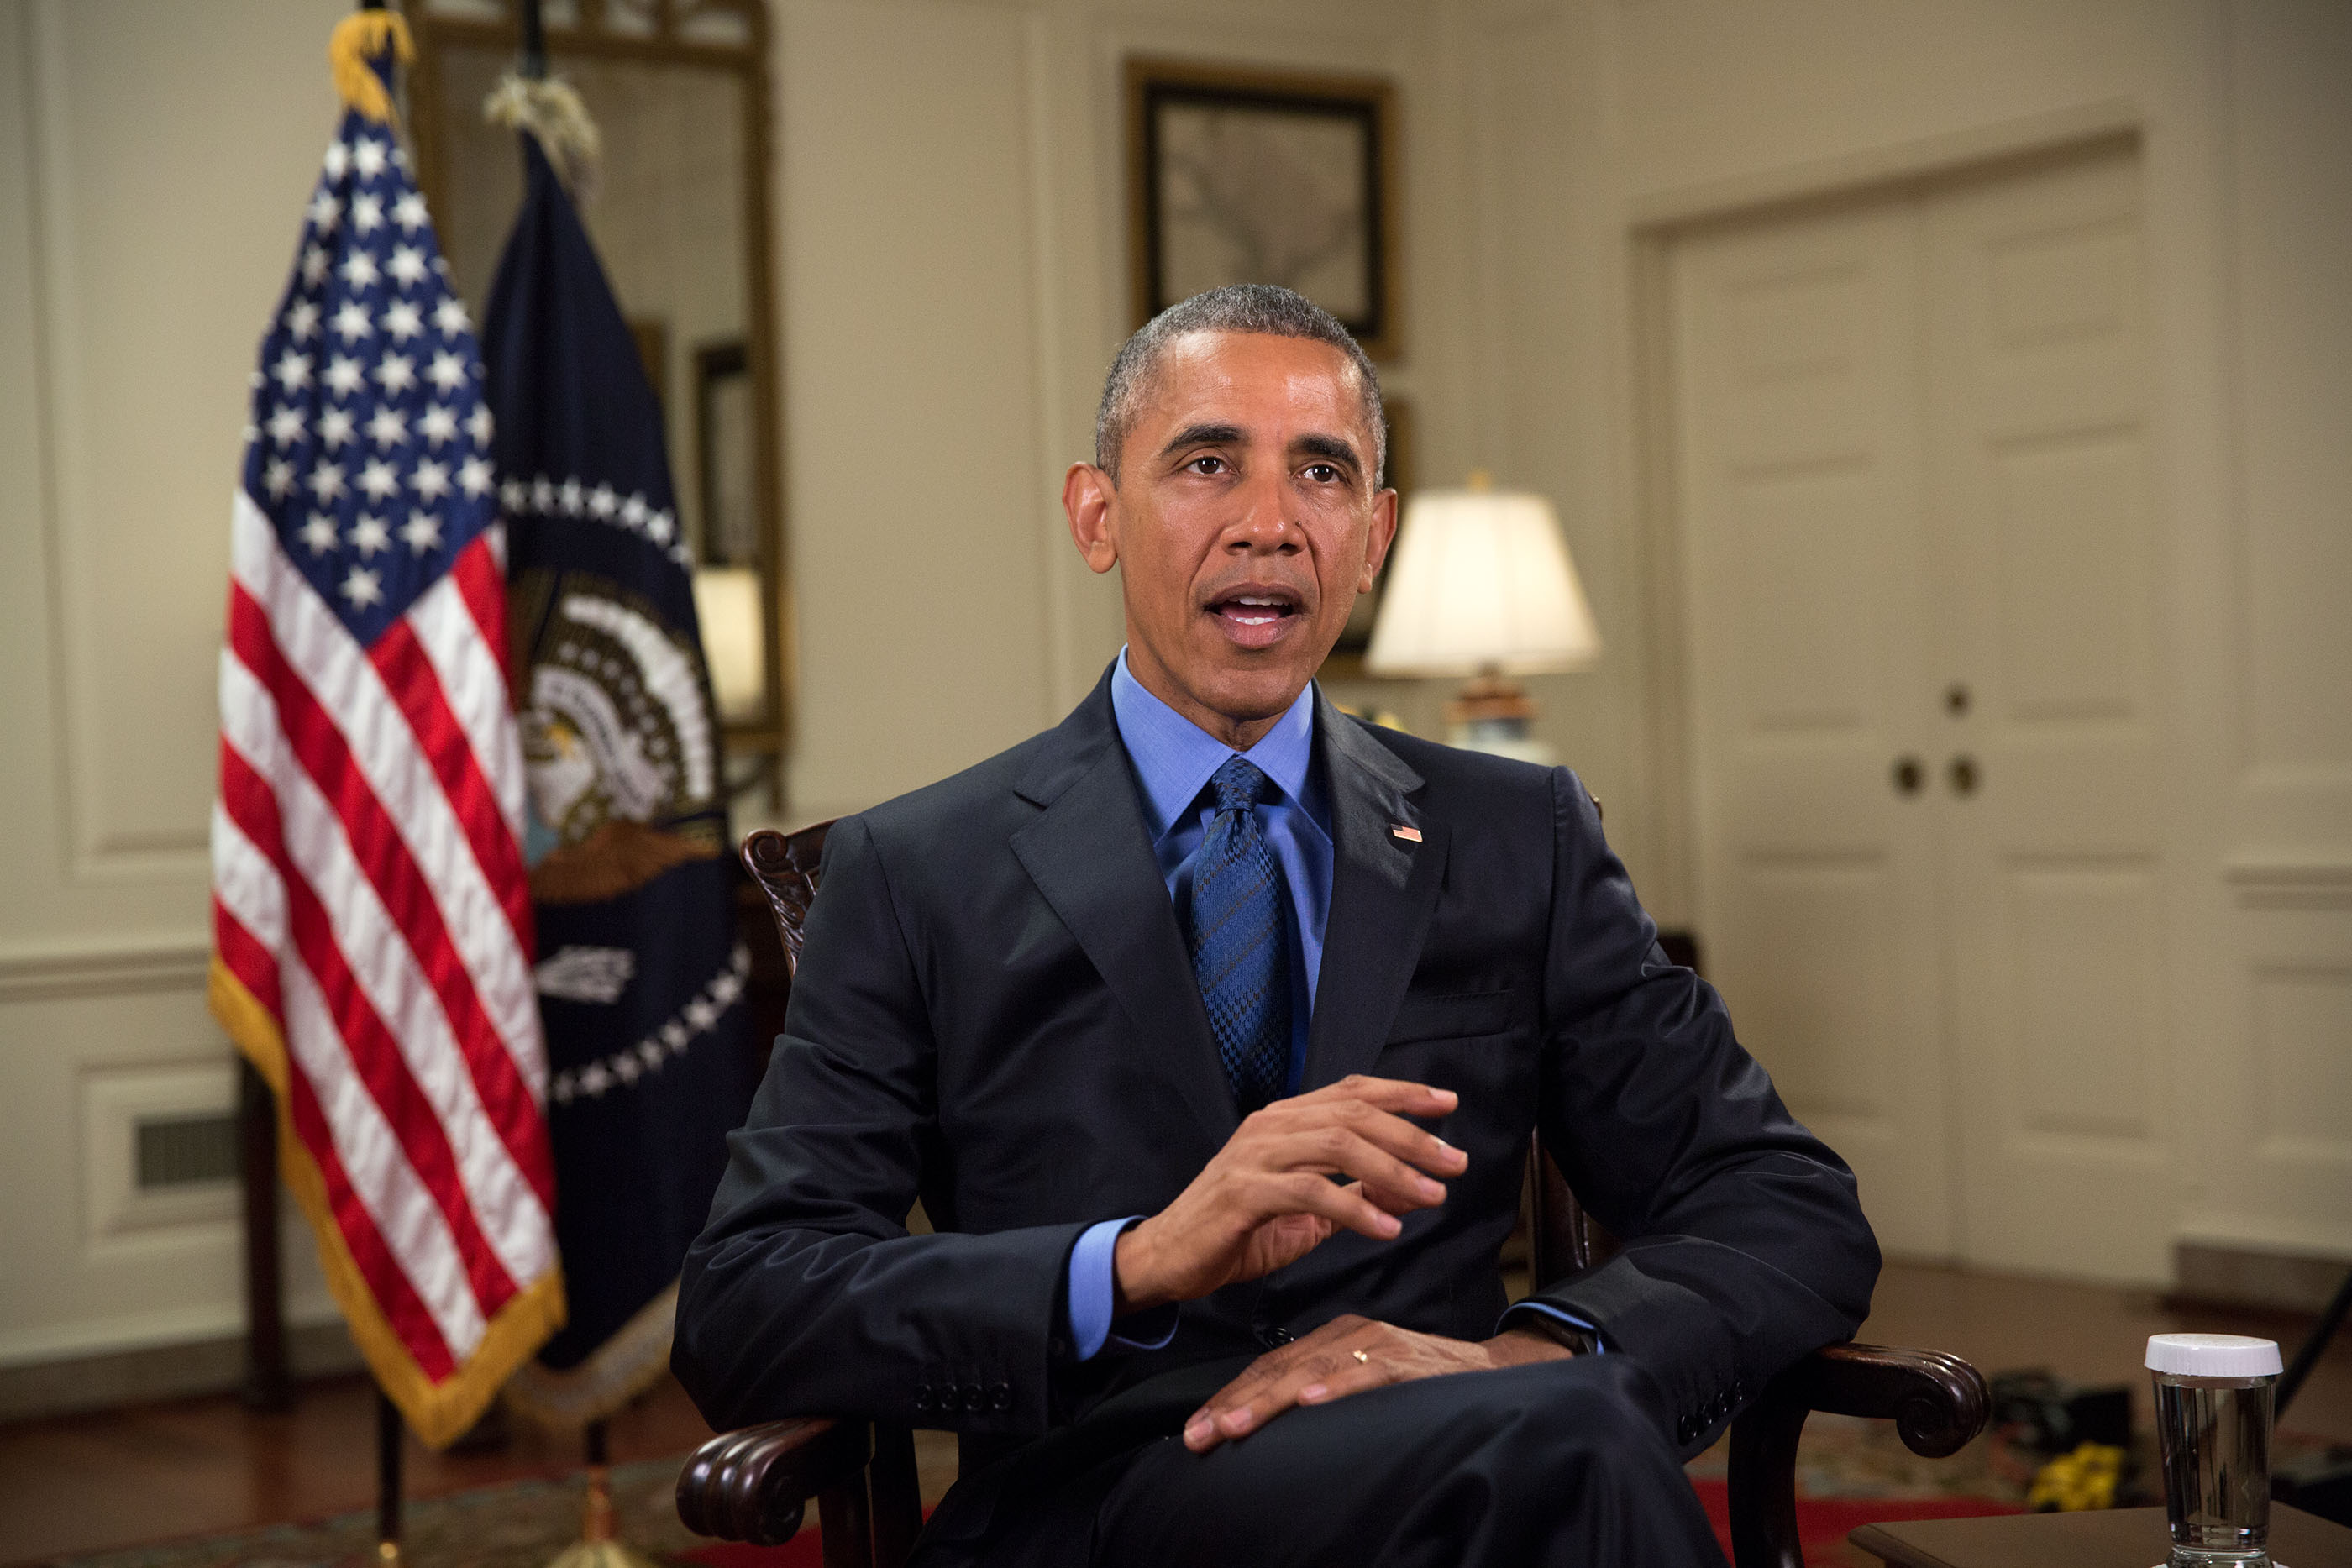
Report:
675,1416,873,1546
1725,1343,1989,1568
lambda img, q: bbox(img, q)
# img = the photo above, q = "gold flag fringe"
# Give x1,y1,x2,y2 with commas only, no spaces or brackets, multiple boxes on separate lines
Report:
328,11,415,126
486,72,602,202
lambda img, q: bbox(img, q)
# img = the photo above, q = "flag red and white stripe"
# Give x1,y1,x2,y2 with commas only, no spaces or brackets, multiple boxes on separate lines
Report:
213,488,562,1445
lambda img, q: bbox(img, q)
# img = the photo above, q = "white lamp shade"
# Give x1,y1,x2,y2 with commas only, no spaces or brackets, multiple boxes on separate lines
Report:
692,565,769,725
1365,489,1602,677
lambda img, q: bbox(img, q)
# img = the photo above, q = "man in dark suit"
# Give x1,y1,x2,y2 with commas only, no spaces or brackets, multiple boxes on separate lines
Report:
675,285,1879,1566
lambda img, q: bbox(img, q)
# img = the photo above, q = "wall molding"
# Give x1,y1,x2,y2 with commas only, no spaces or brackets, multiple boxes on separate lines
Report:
1625,97,2143,231
2225,857,2352,910
0,936,208,1003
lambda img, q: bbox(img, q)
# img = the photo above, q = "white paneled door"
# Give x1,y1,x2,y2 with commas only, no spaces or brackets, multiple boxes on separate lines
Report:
1672,147,2171,1280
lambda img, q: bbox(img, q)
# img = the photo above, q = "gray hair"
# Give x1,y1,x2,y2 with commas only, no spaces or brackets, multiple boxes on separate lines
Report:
1094,284,1386,485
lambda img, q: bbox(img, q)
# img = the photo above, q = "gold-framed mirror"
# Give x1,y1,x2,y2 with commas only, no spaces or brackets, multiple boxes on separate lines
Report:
403,0,788,804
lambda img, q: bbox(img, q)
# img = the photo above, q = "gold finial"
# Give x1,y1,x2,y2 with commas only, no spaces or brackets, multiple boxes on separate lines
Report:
1466,469,1494,492
328,11,415,125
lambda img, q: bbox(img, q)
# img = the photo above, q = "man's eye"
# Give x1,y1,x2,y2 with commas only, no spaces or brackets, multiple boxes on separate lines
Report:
1187,455,1227,475
1304,464,1342,484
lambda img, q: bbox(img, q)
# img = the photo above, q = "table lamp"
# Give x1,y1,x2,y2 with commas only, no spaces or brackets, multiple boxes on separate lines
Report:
1364,473,1601,763
690,564,769,726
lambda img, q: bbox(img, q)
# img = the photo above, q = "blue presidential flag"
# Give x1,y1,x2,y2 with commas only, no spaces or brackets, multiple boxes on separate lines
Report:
480,133,754,1409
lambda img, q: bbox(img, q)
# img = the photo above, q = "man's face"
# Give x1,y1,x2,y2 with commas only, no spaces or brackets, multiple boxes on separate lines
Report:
1063,331,1398,748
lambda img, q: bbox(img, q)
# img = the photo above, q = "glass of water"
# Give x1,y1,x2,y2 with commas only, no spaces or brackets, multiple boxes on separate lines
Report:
2146,1333,2283,1567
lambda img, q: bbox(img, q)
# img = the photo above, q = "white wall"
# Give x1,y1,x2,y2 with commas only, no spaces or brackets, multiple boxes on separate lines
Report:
2,0,2345,1377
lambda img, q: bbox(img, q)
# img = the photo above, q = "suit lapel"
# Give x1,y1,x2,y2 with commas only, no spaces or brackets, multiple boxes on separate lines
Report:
1304,695,1449,1090
1010,678,1239,1146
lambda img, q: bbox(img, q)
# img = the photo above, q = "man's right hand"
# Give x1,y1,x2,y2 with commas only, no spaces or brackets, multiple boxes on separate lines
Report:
1111,1074,1467,1314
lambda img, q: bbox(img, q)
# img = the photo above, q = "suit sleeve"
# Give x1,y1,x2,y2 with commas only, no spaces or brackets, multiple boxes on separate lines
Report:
1502,768,1882,1455
672,815,1088,1436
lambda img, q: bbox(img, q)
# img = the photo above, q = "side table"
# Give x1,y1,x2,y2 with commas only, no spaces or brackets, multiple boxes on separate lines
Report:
1851,1502,2352,1567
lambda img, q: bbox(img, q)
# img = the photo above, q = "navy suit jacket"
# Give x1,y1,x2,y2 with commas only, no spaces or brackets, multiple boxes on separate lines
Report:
674,670,1879,1533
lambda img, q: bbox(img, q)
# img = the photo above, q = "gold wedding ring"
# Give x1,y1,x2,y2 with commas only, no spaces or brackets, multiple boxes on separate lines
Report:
1351,1350,1371,1364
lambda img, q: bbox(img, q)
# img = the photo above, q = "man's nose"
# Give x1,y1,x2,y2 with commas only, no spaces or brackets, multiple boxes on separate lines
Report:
1226,470,1301,551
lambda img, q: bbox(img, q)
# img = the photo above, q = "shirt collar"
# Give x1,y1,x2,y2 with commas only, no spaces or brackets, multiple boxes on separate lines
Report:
1110,648,1320,840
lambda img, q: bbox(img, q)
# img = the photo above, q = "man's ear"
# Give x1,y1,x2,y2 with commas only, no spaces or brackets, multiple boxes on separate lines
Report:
1358,486,1400,593
1063,463,1121,576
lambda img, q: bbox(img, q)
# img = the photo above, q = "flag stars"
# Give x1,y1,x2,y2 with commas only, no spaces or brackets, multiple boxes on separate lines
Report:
265,405,307,446
286,299,321,342
427,351,468,392
339,566,384,610
318,407,356,448
323,141,350,179
559,479,585,515
373,354,417,396
620,494,648,527
411,459,451,502
331,301,374,343
459,456,494,498
465,406,493,446
349,513,391,557
325,355,365,397
301,244,331,286
500,479,528,511
533,476,557,511
647,510,675,545
352,137,388,180
420,404,458,446
307,460,347,503
388,246,428,288
271,349,313,392
400,511,444,555
339,249,380,290
588,484,618,518
433,296,470,336
381,302,423,341
298,513,339,555
307,191,340,233
263,458,297,498
394,191,428,233
365,406,409,448
358,459,401,501
350,192,384,235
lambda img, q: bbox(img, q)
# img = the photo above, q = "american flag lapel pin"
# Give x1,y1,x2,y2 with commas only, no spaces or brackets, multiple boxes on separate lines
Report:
1390,824,1422,843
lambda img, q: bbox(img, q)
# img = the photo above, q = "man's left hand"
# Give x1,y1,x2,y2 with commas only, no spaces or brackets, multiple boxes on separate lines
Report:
1181,1314,1575,1453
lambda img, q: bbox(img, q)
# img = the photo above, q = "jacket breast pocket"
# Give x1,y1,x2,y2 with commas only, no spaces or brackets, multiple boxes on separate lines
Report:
1385,989,1515,1046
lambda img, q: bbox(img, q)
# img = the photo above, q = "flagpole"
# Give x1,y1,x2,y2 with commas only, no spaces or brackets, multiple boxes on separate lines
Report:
377,1387,405,1564
345,5,405,1560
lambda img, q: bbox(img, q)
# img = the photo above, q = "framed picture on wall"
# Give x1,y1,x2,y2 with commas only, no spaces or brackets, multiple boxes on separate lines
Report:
1125,58,1400,359
696,340,758,569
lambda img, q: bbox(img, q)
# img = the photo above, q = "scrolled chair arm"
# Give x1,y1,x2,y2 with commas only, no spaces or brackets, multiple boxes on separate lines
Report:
675,1415,873,1546
1726,1342,1991,1568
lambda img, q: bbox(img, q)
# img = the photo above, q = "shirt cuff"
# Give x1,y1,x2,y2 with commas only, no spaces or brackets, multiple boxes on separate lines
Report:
1498,1299,1607,1354
1066,1218,1179,1361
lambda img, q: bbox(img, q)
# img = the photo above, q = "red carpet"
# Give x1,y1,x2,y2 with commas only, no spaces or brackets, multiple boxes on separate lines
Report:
680,1482,2024,1565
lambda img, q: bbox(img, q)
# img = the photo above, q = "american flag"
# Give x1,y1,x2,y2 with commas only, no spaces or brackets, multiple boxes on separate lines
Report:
207,74,564,1447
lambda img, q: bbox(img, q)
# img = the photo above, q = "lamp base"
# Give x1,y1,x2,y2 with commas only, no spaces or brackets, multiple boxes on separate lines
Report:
1443,675,1557,766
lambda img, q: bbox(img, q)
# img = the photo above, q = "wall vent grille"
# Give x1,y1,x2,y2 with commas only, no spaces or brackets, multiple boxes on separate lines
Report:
134,1112,239,1190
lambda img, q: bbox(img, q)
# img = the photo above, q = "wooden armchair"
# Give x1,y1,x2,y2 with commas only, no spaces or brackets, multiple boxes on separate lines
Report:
677,823,1992,1568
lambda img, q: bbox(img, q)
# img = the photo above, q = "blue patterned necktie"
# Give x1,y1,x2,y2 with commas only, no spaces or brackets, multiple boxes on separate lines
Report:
1189,757,1291,1113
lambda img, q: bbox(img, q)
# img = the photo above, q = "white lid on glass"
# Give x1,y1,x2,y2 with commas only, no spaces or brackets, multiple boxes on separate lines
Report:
2145,1333,2283,1377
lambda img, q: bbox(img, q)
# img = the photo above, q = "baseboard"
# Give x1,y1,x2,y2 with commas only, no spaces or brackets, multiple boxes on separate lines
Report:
0,1319,363,1424
2172,1240,2352,1315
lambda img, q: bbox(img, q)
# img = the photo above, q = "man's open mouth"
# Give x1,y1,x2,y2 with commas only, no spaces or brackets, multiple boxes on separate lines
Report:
1207,591,1302,630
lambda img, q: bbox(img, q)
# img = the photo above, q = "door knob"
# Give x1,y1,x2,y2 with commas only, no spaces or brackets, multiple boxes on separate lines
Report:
1892,757,1924,795
1949,755,1979,796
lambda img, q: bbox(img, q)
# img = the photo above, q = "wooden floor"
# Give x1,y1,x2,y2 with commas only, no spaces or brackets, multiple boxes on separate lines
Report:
2,1261,2344,1565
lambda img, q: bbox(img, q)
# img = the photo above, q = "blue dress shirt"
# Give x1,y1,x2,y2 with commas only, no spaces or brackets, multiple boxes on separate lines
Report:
1064,653,1599,1360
